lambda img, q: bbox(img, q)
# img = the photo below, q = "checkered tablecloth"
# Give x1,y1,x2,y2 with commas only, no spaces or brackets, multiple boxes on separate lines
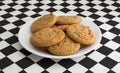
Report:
0,0,120,73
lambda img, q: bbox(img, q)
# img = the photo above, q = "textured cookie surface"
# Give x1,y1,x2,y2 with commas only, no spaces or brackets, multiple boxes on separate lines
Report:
56,16,82,25
48,36,80,56
52,25,69,31
66,24,96,45
31,14,57,33
30,28,65,47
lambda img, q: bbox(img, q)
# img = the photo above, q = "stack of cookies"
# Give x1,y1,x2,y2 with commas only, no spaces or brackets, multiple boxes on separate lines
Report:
30,14,96,56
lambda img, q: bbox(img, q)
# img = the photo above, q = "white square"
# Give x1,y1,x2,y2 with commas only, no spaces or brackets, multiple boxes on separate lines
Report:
0,31,13,40
28,0,39,4
66,11,78,15
40,5,51,10
12,42,23,50
0,11,7,15
97,17,109,22
3,0,12,4
28,54,42,62
10,11,22,16
0,17,4,21
38,11,50,15
94,43,103,50
26,5,37,10
41,0,51,4
103,32,117,40
104,41,120,50
0,5,10,10
13,5,24,10
72,55,86,62
66,0,76,4
88,51,106,62
95,11,107,16
109,11,120,16
0,41,9,50
112,63,120,73
25,64,44,73
22,17,33,22
2,23,16,30
68,63,88,73
53,5,64,10
67,5,77,10
79,0,88,4
24,11,36,16
79,5,91,10
100,24,113,31
81,11,92,16
52,11,65,15
108,51,120,62
115,24,120,30
90,63,109,73
54,0,63,4
92,0,102,4
47,64,66,73
8,51,25,62
93,6,104,10
3,64,22,73
16,0,26,4
0,52,5,60
6,17,19,22
106,6,117,10
104,0,114,4
112,17,120,24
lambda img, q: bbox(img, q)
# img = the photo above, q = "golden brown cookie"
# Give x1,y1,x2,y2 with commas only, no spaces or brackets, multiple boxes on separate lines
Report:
52,25,69,31
30,28,65,47
66,24,96,45
31,14,57,33
48,36,80,56
56,16,82,25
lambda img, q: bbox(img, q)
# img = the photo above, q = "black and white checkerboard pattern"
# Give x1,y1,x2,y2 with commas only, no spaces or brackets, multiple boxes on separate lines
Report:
0,0,120,73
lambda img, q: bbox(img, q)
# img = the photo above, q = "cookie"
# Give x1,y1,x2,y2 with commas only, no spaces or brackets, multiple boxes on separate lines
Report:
31,14,57,33
30,28,65,47
66,24,96,45
56,16,82,25
52,25,69,31
48,36,80,56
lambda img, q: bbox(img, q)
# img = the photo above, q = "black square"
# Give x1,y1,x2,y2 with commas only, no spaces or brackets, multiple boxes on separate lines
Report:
30,14,41,18
20,48,31,56
94,20,103,26
47,2,57,6
97,46,113,55
86,70,93,73
112,3,120,7
100,28,106,34
9,27,20,34
37,58,55,69
73,2,83,7
41,70,49,73
12,20,25,26
32,8,43,13
60,2,70,7
116,47,120,53
60,8,71,13
0,38,2,41
107,70,116,73
85,50,94,56
58,59,76,69
101,8,112,13
19,70,27,73
74,8,84,13
99,3,109,7
86,3,96,7
112,36,120,44
77,13,86,17
21,3,31,7
78,57,97,69
34,3,44,7
5,8,15,12
109,28,120,35
106,20,119,26
63,70,72,73
0,20,10,26
1,46,17,56
0,71,4,73
103,14,115,19
16,57,34,69
100,57,117,69
1,13,13,19
115,8,120,12
0,27,6,34
47,8,57,12
8,3,17,7
89,14,100,19
5,36,18,44
16,14,28,19
19,8,29,12
88,8,98,13
0,2,5,6
101,37,109,44
0,57,13,69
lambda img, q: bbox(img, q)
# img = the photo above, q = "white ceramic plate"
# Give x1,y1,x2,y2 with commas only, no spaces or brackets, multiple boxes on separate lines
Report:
18,14,102,59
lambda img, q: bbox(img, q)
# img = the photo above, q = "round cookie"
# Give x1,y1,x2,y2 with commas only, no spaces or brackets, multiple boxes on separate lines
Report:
48,36,80,56
66,24,96,45
30,28,65,47
52,25,69,31
56,16,82,25
31,14,57,33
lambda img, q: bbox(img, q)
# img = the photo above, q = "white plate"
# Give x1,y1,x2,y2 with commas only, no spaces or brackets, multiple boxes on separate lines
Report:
18,14,102,59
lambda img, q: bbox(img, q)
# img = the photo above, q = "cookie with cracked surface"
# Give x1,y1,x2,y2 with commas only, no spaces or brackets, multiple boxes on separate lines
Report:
48,36,80,56
66,24,96,45
56,16,82,25
30,28,65,47
31,14,57,33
